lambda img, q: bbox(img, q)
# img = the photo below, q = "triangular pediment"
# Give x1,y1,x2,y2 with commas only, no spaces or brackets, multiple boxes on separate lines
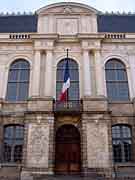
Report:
37,2,99,15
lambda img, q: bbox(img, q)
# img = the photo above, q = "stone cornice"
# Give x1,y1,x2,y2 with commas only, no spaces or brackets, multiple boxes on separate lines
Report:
77,33,105,39
30,33,58,40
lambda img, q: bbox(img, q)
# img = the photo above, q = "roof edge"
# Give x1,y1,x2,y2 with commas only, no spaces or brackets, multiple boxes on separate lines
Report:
36,2,99,15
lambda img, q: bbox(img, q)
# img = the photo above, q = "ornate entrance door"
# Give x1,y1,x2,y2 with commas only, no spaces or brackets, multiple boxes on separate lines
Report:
55,125,81,174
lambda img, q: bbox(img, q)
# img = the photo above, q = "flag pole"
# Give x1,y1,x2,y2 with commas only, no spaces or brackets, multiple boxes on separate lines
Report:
66,49,69,102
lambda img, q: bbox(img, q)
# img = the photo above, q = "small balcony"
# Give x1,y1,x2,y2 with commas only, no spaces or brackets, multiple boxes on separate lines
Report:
53,100,83,114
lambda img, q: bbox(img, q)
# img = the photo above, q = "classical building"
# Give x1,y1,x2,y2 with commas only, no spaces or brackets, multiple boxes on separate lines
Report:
0,2,135,180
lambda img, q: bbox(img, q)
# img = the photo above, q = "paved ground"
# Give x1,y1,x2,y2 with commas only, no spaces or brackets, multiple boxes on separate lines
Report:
33,175,106,180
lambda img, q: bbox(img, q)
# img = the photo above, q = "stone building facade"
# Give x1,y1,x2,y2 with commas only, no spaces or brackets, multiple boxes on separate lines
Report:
0,2,135,180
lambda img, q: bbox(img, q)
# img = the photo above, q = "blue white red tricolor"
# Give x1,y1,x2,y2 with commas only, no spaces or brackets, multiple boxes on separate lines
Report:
59,58,70,101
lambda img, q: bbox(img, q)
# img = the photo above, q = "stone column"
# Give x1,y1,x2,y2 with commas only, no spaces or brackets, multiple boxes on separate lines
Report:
83,49,92,96
0,65,6,99
94,49,105,96
44,50,53,97
128,54,135,99
31,50,41,97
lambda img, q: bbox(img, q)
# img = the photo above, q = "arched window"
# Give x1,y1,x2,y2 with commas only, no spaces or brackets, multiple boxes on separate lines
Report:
6,59,30,101
112,125,132,163
3,125,24,163
56,58,79,100
105,59,129,101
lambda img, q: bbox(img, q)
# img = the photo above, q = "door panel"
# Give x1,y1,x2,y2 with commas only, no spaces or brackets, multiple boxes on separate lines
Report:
55,125,81,174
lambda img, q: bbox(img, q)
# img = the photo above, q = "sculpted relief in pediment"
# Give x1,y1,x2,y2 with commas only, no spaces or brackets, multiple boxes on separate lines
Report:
37,2,98,34
37,2,98,15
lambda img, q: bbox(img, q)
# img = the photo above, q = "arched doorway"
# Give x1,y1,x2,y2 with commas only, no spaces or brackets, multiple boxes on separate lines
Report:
55,124,81,174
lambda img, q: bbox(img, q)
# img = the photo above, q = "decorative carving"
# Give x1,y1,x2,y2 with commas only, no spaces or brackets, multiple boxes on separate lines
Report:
27,124,49,168
57,18,78,35
87,123,109,168
63,6,73,14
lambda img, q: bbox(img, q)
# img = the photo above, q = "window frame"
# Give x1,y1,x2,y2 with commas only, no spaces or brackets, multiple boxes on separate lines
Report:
3,125,24,164
6,59,30,102
105,59,129,101
112,125,132,163
56,58,80,101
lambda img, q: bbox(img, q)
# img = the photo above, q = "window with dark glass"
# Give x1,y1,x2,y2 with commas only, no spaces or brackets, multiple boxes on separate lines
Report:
6,59,30,101
105,59,129,101
56,59,79,100
112,125,132,163
3,125,24,163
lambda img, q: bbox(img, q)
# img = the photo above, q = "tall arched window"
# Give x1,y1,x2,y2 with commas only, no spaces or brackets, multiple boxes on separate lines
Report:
3,125,24,163
6,59,30,101
112,125,132,163
56,58,79,100
105,59,129,101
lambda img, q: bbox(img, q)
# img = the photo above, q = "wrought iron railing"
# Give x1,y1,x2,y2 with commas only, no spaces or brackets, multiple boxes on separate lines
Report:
53,100,83,113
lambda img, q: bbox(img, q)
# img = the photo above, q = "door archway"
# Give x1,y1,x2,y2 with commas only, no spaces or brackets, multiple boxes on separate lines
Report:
55,124,81,174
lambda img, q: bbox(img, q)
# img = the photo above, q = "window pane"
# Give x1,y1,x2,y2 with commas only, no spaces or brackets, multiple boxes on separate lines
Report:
112,126,121,138
18,83,29,101
14,145,23,163
4,126,14,139
117,70,127,81
106,70,116,81
6,83,17,101
19,60,29,68
122,126,131,138
4,125,24,163
123,140,132,162
117,83,129,100
57,70,64,81
20,70,29,81
8,70,19,81
68,82,79,100
107,83,117,101
15,126,24,139
113,140,122,162
112,125,132,163
56,83,62,100
11,61,20,69
69,69,79,81
4,143,12,162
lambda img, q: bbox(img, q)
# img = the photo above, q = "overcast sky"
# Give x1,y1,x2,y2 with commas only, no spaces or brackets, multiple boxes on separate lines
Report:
0,0,135,13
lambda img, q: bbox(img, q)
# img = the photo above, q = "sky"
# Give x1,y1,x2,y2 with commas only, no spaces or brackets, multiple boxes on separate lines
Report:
0,0,135,13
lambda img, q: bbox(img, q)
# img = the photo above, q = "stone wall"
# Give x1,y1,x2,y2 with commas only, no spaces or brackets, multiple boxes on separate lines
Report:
26,123,49,168
86,122,110,168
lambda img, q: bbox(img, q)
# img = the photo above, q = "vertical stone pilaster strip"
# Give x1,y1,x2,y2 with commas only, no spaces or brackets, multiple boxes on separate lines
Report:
83,50,92,97
44,50,53,97
81,114,88,174
0,118,3,163
22,121,29,168
48,115,55,174
128,53,135,99
0,65,6,99
31,50,41,97
94,49,105,96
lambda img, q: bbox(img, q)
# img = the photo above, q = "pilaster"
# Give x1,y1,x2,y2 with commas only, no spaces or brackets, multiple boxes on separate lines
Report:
82,48,92,97
31,50,41,97
0,65,7,100
128,53,135,99
94,49,105,96
44,49,53,97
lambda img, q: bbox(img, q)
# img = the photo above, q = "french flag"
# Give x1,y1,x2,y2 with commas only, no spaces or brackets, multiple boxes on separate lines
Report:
59,58,70,101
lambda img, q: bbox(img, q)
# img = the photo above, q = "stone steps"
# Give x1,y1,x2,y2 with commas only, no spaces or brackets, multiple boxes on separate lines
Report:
33,175,106,180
